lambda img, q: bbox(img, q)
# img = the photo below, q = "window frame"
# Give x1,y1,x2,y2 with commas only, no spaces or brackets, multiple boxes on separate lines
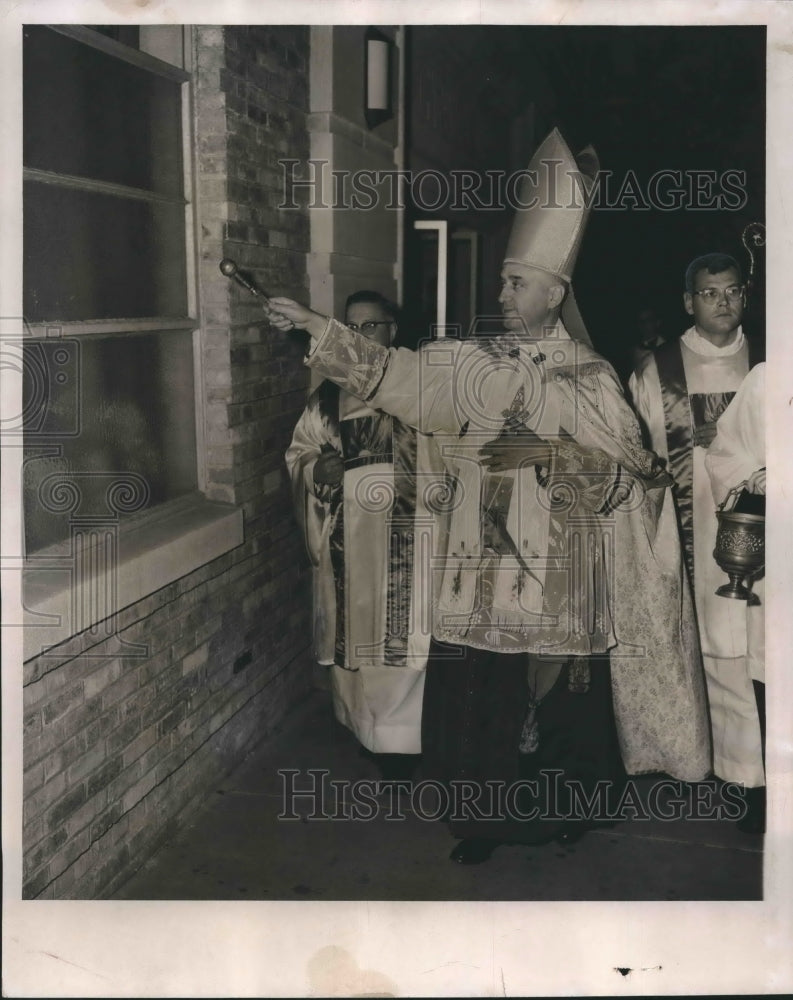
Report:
20,24,242,661
23,23,206,492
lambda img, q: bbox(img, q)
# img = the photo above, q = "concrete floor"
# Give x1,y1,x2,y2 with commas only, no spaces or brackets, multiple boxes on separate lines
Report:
113,690,763,902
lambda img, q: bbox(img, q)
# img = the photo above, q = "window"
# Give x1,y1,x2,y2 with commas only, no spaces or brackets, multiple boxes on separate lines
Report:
22,24,198,555
23,332,198,552
20,25,243,659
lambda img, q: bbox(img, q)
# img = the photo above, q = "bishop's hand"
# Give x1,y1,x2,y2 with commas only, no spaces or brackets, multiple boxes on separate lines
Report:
479,427,553,472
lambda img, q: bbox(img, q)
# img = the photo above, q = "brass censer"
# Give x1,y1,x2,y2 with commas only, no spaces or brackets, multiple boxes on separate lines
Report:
713,483,764,605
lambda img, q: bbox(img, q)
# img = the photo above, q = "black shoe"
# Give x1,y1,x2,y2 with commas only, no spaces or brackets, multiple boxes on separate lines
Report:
449,838,499,865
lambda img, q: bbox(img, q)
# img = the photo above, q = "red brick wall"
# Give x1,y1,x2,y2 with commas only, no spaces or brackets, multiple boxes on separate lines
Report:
22,25,314,899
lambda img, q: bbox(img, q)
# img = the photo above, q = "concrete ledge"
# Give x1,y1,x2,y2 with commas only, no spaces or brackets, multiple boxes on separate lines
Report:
23,495,244,663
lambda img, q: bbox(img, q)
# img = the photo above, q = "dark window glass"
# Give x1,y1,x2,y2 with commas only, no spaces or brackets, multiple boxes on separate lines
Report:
23,330,198,552
23,25,183,196
22,24,197,555
24,182,187,321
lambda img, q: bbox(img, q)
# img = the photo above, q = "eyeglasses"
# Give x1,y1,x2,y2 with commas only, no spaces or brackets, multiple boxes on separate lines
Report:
346,320,393,333
691,285,744,303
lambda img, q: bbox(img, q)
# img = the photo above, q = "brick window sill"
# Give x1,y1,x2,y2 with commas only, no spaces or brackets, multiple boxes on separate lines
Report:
22,494,244,663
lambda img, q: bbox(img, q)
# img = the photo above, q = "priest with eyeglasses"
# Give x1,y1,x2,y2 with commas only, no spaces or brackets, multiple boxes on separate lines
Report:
629,253,765,829
286,290,429,786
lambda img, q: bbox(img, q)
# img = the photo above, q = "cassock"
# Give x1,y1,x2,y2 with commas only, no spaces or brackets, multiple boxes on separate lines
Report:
630,327,764,786
285,380,432,754
304,316,712,841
